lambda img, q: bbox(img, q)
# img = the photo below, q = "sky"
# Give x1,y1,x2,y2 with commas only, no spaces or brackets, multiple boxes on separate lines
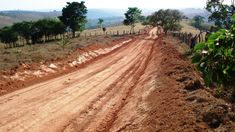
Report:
0,0,207,11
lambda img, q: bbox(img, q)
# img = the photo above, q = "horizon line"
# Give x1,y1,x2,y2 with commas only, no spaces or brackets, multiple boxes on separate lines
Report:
0,7,205,12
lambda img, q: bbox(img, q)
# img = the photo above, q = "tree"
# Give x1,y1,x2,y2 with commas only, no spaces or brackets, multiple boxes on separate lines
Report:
148,9,183,33
142,16,151,25
12,21,33,44
97,18,104,29
0,26,18,47
139,15,146,23
59,1,87,38
30,21,44,44
36,19,66,42
191,15,205,31
51,19,66,39
35,19,53,42
206,0,235,29
123,7,142,34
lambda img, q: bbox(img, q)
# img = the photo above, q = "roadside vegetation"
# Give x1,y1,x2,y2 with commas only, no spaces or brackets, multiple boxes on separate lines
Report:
192,0,235,101
193,15,235,86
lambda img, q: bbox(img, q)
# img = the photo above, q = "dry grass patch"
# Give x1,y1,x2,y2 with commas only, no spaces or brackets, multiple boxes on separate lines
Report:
81,23,145,36
0,35,123,70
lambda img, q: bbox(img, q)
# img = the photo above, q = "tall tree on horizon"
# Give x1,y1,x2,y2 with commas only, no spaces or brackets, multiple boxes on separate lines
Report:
149,9,183,33
59,1,87,38
123,7,142,34
97,18,104,29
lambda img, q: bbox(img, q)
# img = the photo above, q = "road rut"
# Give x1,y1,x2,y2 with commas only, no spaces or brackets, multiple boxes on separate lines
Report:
0,38,155,132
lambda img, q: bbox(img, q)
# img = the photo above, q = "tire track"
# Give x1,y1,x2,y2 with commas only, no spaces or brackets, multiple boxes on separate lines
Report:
0,39,154,132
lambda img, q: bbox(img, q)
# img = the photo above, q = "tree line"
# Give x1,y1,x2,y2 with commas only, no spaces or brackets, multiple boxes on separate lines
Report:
123,8,183,34
0,18,67,47
0,1,185,48
0,1,87,47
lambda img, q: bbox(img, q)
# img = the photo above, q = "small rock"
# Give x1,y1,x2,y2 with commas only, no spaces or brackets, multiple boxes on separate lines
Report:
72,61,77,66
48,64,57,69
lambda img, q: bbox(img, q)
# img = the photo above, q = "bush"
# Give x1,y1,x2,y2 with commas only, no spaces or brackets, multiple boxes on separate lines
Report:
57,36,71,50
0,26,18,47
192,15,235,88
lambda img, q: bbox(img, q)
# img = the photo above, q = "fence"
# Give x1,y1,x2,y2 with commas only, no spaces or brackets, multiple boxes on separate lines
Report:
170,31,208,49
80,29,145,38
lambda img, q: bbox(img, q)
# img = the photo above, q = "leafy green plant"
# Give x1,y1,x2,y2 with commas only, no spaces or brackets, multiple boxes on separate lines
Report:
57,36,71,50
192,14,235,88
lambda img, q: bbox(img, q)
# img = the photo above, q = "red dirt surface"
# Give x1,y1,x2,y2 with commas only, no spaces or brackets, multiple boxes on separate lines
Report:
0,34,234,131
0,37,133,96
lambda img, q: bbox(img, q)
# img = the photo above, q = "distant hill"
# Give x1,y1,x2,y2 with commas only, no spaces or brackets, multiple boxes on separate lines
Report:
0,10,61,27
0,8,210,28
87,9,125,19
0,9,126,28
180,8,210,19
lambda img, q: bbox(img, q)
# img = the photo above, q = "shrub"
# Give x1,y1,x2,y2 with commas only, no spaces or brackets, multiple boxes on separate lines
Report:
57,36,71,50
192,14,235,88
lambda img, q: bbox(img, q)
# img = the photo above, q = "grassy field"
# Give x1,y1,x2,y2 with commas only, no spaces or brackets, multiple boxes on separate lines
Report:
180,20,200,35
0,35,125,70
0,23,146,71
0,22,196,71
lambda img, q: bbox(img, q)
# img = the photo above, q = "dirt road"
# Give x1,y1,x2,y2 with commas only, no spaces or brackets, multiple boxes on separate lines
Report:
3,32,226,131
0,37,158,131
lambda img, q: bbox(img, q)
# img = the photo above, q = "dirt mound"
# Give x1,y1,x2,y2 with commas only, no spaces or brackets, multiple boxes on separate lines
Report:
105,37,205,131
161,37,235,131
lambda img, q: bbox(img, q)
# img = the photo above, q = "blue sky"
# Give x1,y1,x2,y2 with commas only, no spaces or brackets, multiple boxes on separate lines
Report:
0,0,207,11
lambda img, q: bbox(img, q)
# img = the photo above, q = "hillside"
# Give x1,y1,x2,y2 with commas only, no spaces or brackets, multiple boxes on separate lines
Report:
0,8,209,28
181,8,210,19
0,9,126,28
0,10,61,27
